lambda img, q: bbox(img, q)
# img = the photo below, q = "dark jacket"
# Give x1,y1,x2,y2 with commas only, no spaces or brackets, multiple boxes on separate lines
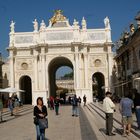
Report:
34,105,48,119
134,93,140,108
54,98,60,106
71,97,78,106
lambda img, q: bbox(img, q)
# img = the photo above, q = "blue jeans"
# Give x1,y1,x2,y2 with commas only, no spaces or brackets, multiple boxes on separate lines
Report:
36,125,45,140
135,108,140,128
72,106,79,116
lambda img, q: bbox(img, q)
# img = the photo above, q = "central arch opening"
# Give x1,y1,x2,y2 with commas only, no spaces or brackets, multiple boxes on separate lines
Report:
48,57,74,99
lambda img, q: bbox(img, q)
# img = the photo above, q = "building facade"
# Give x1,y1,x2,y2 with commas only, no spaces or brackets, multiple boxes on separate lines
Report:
114,12,140,97
0,53,4,88
6,10,113,105
56,79,74,91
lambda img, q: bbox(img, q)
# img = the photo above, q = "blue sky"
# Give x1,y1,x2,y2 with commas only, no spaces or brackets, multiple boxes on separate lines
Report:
0,0,139,77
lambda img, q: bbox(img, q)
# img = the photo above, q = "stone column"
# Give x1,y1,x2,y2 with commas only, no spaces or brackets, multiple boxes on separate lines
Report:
33,50,38,90
75,53,79,88
41,47,46,90
9,50,14,88
79,53,85,88
108,52,113,92
74,45,79,89
9,49,14,97
84,53,88,88
74,61,77,89
79,53,82,88
45,57,49,97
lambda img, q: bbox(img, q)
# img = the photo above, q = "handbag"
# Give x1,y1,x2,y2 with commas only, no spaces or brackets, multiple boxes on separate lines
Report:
33,117,38,125
38,118,48,129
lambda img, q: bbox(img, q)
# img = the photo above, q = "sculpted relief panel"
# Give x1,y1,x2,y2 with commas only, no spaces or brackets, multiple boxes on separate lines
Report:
89,55,106,67
48,46,71,53
15,36,33,44
17,50,31,56
87,32,105,41
90,47,103,53
46,32,73,41
16,58,33,70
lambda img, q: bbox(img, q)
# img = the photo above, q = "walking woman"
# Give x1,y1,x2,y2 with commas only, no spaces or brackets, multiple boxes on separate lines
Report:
8,97,14,116
34,97,48,140
54,96,60,115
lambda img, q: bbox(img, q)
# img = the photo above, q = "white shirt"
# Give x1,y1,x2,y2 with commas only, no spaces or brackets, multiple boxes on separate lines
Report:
103,97,115,113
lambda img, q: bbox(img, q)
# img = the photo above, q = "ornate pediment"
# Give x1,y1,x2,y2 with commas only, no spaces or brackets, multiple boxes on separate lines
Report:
49,10,70,27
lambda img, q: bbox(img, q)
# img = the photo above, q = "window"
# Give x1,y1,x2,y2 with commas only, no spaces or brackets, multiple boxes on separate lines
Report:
94,59,101,67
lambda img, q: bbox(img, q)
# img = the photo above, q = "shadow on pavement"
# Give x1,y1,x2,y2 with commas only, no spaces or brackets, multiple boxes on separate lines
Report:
99,128,106,135
79,107,98,140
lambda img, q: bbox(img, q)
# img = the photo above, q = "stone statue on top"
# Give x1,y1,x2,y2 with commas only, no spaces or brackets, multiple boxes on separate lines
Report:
33,19,38,32
104,16,111,29
10,20,15,33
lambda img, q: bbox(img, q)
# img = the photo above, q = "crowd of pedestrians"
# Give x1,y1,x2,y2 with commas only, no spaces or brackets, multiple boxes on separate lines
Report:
7,93,20,116
0,93,21,121
103,89,140,137
47,93,87,117
33,87,140,139
33,94,87,139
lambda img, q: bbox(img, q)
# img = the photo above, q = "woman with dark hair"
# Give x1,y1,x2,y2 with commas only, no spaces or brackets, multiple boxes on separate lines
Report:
34,97,48,140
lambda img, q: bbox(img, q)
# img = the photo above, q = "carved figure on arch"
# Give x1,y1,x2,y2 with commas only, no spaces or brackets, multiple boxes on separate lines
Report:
40,20,46,31
82,17,87,29
32,19,38,32
10,20,15,33
104,17,111,29
73,19,79,27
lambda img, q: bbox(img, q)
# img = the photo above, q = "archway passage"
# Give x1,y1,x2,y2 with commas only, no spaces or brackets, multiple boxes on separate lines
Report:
92,72,105,101
19,76,32,104
48,57,73,98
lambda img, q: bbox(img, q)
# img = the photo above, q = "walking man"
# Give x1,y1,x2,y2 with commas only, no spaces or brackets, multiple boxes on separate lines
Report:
119,93,133,136
54,96,60,115
83,95,86,106
71,94,79,117
103,91,116,136
78,96,81,106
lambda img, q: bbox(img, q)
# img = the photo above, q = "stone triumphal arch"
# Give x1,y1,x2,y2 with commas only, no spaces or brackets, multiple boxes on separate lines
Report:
7,10,113,105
